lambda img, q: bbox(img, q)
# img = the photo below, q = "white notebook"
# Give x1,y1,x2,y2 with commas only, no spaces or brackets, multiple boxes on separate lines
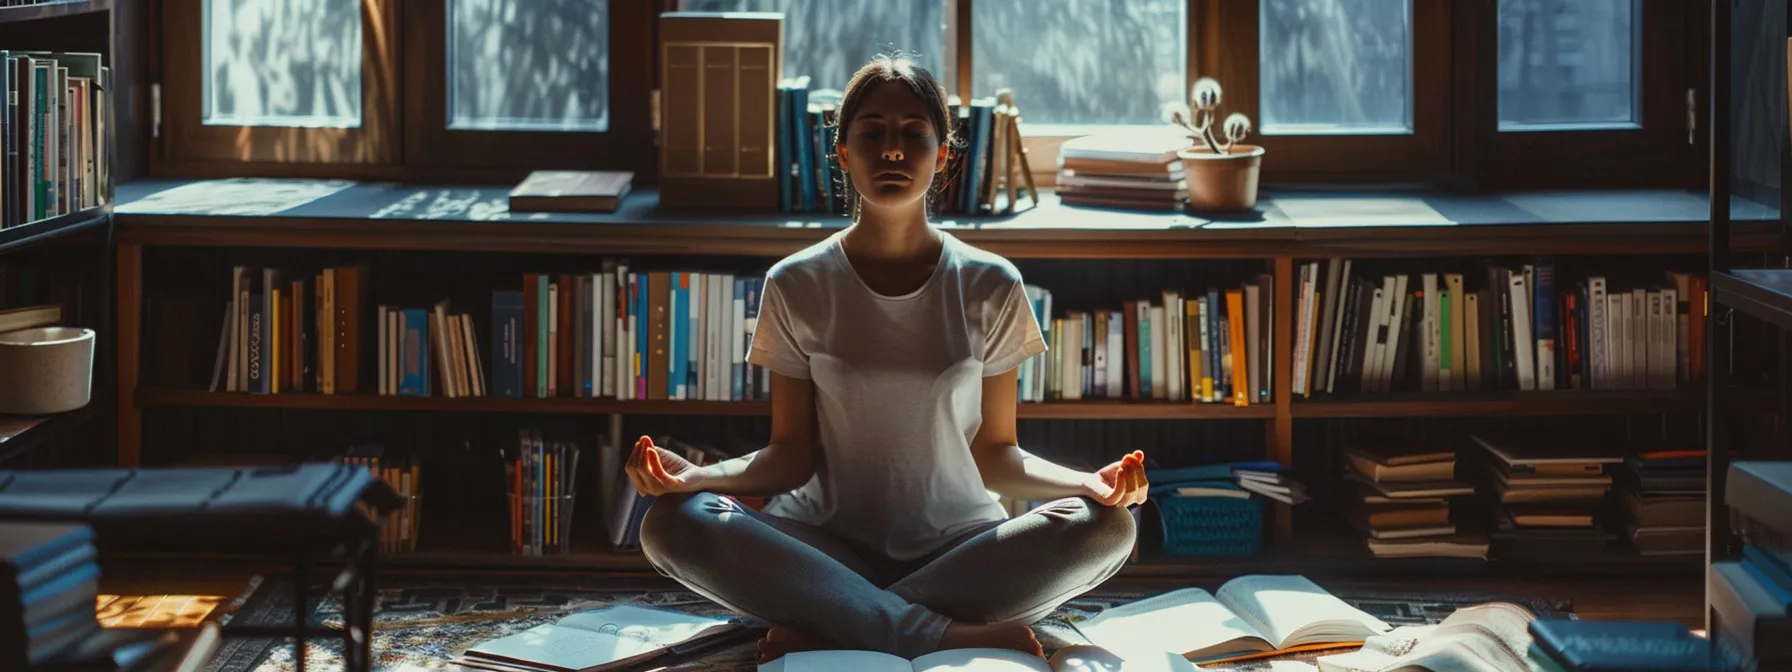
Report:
1072,574,1390,664
457,604,741,672
760,645,1195,672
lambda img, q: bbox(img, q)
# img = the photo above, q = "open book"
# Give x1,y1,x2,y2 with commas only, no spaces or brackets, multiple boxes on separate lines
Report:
1315,601,1564,672
760,645,1195,672
1071,575,1391,663
453,604,743,672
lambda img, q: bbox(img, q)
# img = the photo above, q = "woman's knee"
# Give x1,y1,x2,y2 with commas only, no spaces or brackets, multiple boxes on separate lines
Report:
638,491,734,563
1047,496,1138,560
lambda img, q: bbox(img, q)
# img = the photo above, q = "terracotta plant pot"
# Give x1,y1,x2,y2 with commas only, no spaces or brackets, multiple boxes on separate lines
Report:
1179,144,1264,213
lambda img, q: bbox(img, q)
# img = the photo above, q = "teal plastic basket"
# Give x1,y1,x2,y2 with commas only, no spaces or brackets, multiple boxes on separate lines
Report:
1154,494,1264,556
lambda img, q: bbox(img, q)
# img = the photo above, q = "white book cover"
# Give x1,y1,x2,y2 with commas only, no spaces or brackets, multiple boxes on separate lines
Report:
1292,265,1314,396
1629,289,1646,390
1065,316,1084,401
1149,305,1166,400
1421,273,1439,392
1107,310,1124,400
1362,285,1389,393
1164,292,1183,401
1325,260,1354,394
1507,273,1535,391
1299,262,1322,396
1588,276,1607,389
1667,272,1691,385
622,268,635,400
1609,294,1627,390
1662,286,1679,389
732,280,747,401
1380,274,1410,393
1446,273,1467,390
1315,259,1344,396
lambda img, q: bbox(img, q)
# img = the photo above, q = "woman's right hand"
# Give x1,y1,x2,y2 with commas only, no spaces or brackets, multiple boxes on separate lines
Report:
626,435,707,496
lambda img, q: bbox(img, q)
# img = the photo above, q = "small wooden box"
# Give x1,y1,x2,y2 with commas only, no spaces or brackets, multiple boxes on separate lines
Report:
658,12,783,211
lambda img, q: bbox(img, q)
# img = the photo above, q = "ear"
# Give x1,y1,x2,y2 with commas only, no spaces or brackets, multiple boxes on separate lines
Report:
836,145,850,172
934,143,949,173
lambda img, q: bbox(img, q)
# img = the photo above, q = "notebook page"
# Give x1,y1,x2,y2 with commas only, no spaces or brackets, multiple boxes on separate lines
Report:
556,605,737,645
912,647,1052,672
1214,575,1390,648
758,650,913,672
1315,603,1550,672
464,622,653,672
1071,587,1270,659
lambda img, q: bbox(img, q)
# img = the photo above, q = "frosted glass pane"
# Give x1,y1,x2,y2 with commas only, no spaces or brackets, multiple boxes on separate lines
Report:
449,0,609,132
973,0,1185,126
204,0,362,128
681,0,945,92
1259,0,1412,134
1497,0,1640,131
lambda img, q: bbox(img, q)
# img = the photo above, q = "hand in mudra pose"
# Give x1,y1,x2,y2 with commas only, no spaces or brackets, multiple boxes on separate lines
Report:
1081,450,1149,509
627,436,704,496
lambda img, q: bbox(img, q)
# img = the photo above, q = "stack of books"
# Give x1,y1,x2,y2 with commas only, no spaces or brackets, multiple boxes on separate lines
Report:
1621,441,1707,557
340,443,420,554
1,521,100,669
1471,432,1623,559
1711,461,1792,668
1054,129,1188,211
1339,439,1483,559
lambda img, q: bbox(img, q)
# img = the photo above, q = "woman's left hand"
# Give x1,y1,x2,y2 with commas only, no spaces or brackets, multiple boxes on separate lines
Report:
1080,450,1149,508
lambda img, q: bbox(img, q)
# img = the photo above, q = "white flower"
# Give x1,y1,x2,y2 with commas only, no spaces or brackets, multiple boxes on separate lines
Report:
1223,113,1252,142
1192,77,1223,110
1161,101,1192,126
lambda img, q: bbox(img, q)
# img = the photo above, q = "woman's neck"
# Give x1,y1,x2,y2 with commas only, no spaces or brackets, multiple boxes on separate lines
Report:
843,201,938,262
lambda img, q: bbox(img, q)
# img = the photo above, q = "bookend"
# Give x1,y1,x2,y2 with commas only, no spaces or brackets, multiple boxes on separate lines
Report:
993,88,1040,215
0,463,404,672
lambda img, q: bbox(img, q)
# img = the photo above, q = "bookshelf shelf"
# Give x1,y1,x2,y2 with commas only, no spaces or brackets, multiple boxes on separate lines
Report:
0,406,102,467
0,0,111,23
1291,390,1706,418
1712,270,1792,332
130,388,1274,420
0,207,109,254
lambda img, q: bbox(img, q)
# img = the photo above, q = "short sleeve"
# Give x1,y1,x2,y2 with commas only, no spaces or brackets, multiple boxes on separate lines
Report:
983,281,1048,376
747,275,812,379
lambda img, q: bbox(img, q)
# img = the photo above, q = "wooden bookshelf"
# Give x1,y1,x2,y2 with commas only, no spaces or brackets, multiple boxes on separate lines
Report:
1292,390,1709,418
0,207,108,254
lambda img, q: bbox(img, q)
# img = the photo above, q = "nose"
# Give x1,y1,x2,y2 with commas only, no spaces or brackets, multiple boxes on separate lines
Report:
881,148,904,162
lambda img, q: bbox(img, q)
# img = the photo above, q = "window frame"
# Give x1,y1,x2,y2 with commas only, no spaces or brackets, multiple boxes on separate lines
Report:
400,0,657,177
156,0,402,173
1472,0,1702,189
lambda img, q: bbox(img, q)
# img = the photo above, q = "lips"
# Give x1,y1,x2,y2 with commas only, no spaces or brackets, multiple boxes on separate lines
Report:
873,171,911,184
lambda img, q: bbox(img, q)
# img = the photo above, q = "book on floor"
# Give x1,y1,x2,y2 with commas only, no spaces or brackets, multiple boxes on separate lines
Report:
1070,574,1390,664
1314,602,1559,672
452,604,744,672
759,645,1196,672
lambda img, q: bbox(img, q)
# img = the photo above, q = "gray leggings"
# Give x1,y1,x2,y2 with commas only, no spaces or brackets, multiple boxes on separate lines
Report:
639,493,1136,659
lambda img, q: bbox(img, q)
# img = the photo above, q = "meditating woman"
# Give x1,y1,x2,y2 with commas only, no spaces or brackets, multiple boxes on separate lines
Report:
630,54,1150,663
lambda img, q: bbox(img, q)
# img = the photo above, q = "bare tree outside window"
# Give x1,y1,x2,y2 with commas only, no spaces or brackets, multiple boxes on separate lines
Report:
204,0,362,127
1497,0,1639,130
681,0,946,93
449,0,610,132
1259,0,1411,134
973,0,1185,128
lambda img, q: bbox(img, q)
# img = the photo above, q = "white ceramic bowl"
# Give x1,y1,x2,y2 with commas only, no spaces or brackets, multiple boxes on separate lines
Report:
0,326,95,414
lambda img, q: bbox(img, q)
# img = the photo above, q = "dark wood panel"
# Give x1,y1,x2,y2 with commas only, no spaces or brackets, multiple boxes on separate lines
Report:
0,0,109,24
1293,390,1705,418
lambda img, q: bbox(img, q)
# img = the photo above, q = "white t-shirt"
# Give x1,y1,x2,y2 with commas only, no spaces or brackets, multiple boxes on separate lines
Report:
746,228,1049,561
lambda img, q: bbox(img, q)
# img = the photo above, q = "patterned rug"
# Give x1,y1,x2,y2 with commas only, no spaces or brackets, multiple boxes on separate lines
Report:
205,575,1570,672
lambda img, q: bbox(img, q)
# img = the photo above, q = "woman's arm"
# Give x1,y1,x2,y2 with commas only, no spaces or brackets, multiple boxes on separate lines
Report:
690,371,818,495
970,368,1150,507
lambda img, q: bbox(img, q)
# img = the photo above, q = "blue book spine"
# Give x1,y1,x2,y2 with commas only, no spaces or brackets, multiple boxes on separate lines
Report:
1532,259,1556,388
1744,545,1792,603
732,277,745,401
635,272,648,399
814,108,833,215
491,291,524,398
776,85,792,212
248,294,266,394
401,308,429,396
792,88,815,212
1207,288,1223,393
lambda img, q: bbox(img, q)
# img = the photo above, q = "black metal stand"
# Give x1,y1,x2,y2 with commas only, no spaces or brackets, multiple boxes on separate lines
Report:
209,521,381,672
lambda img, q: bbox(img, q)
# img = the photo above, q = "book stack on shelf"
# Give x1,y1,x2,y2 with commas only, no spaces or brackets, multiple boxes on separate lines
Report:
1711,462,1792,668
1339,438,1484,559
1470,432,1624,561
1053,129,1188,212
0,50,107,229
505,429,582,557
1291,258,1706,397
1619,442,1707,557
205,261,776,403
341,443,420,554
1019,277,1275,405
1,521,100,669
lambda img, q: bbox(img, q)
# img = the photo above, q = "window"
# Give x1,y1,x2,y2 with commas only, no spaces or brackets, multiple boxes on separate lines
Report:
1258,0,1411,135
971,0,1186,128
681,0,947,93
1496,0,1641,131
447,0,609,132
204,0,363,128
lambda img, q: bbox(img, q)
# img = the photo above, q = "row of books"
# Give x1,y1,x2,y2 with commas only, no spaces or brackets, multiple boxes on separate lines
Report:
1053,129,1188,212
0,50,107,229
1293,259,1706,396
1021,278,1277,405
1,521,100,669
341,443,420,554
775,77,847,216
1715,461,1791,667
505,429,582,557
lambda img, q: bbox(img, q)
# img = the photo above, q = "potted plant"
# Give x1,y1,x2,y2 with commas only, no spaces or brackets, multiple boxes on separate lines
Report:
1163,77,1263,212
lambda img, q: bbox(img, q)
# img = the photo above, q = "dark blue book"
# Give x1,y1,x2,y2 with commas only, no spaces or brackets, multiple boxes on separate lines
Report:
1530,619,1741,671
491,291,524,398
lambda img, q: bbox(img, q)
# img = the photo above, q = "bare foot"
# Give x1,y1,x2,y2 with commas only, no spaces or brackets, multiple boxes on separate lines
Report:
936,621,1044,658
757,625,833,663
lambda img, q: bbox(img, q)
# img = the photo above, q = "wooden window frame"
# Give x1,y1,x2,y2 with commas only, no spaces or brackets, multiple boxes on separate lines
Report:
156,0,401,175
400,0,657,180
1471,0,1703,189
